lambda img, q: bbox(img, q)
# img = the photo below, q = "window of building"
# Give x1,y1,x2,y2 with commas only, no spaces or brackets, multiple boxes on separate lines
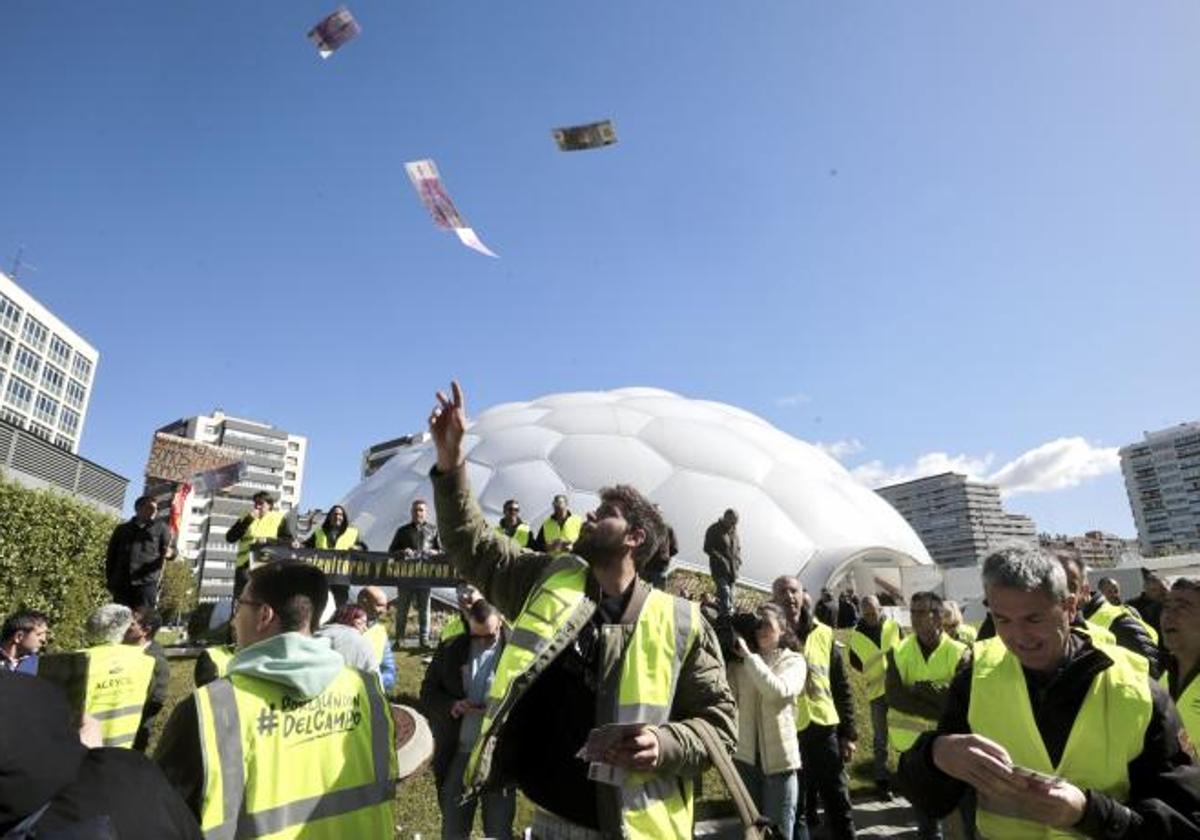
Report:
70,354,92,382
64,379,86,408
0,331,13,365
32,393,58,426
4,376,33,411
1,407,25,428
58,407,80,435
12,345,40,381
53,434,73,450
40,364,65,396
191,506,207,515
285,456,297,466
281,502,292,511
186,540,201,551
287,441,299,451
28,422,53,441
284,471,296,480
282,485,295,495
188,523,204,534
47,335,71,367
204,424,216,434
0,295,21,333
21,317,48,351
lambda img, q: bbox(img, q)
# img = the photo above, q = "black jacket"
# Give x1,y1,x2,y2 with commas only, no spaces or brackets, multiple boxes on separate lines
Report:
0,673,199,839
388,521,441,554
106,517,172,589
419,628,509,790
703,521,740,582
897,633,1200,838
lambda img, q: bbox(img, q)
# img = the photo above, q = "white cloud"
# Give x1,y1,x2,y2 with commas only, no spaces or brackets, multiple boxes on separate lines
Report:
988,437,1120,496
851,452,994,488
814,438,865,461
846,436,1119,497
775,393,811,407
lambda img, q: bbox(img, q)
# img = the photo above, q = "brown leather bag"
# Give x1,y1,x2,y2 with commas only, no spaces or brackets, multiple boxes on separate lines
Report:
689,718,784,840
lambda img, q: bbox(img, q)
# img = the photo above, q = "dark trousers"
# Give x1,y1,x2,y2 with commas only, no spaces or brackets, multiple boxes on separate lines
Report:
233,565,249,601
112,580,158,611
797,724,856,840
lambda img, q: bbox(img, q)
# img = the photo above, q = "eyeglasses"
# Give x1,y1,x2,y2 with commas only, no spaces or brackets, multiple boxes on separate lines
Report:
234,596,264,613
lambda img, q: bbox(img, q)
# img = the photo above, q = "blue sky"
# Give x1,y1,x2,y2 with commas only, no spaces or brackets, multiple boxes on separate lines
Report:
3,1,1197,536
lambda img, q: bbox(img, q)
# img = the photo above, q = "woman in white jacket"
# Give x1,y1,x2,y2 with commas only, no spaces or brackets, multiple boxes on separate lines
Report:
730,603,808,840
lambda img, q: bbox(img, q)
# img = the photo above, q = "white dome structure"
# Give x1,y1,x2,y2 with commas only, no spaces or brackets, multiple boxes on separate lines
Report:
338,388,933,592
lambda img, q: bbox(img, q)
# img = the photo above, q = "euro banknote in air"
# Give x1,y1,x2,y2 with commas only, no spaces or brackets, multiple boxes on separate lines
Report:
308,7,361,59
552,120,618,152
404,159,498,258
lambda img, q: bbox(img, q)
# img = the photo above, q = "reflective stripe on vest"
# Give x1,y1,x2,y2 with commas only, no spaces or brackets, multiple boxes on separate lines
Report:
237,511,285,568
207,645,236,679
495,522,532,548
886,634,966,752
313,526,359,551
195,665,396,840
968,637,1151,839
795,622,839,731
466,556,699,838
83,644,156,748
1089,599,1160,645
363,623,388,663
441,615,466,642
1176,674,1200,759
540,515,583,555
848,619,901,701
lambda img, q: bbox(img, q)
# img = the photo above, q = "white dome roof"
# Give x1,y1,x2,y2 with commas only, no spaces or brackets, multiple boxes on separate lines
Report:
338,388,932,592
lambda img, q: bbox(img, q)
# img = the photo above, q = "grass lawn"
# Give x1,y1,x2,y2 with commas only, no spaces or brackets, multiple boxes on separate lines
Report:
152,628,883,837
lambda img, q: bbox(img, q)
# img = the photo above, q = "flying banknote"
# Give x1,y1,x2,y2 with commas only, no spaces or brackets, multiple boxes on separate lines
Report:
552,119,618,152
404,160,498,258
307,6,361,59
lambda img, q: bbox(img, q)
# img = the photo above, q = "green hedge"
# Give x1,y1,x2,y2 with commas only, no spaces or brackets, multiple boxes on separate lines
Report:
0,474,118,651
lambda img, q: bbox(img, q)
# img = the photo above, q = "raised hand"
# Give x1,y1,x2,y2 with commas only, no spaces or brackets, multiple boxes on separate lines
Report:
429,380,467,473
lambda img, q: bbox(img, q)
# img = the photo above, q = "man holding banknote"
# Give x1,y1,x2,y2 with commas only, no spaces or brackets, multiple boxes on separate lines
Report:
425,381,736,840
898,545,1200,837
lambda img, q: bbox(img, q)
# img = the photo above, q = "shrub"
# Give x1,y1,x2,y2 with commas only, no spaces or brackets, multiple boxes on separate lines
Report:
0,474,118,651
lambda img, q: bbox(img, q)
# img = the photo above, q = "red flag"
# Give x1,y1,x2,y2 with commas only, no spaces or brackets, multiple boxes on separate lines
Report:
169,483,191,537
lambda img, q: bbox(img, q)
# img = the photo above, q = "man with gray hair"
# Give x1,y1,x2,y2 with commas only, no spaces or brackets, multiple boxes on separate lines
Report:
38,604,158,750
898,545,1200,837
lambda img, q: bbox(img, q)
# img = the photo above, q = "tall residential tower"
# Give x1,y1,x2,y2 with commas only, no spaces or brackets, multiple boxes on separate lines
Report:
1120,422,1200,557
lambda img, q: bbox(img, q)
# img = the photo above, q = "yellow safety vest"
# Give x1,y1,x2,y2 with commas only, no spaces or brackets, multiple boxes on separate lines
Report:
968,637,1151,839
441,614,466,642
886,634,967,752
207,645,237,679
467,556,700,839
81,644,156,749
237,511,286,568
313,526,359,551
540,515,583,555
951,624,978,645
495,522,532,548
795,622,840,731
195,665,397,840
363,622,389,663
1174,673,1200,758
1078,619,1116,646
848,619,901,701
1089,599,1160,645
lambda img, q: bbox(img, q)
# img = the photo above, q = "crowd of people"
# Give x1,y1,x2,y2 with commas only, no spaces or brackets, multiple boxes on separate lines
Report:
4,380,1200,839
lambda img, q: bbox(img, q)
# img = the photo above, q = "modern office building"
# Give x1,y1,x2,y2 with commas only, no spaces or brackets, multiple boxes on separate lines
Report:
877,472,1037,567
0,414,127,516
1121,422,1200,557
144,410,307,602
0,270,98,453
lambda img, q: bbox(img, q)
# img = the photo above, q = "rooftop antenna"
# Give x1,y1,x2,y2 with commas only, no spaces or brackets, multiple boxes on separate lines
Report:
9,246,37,282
